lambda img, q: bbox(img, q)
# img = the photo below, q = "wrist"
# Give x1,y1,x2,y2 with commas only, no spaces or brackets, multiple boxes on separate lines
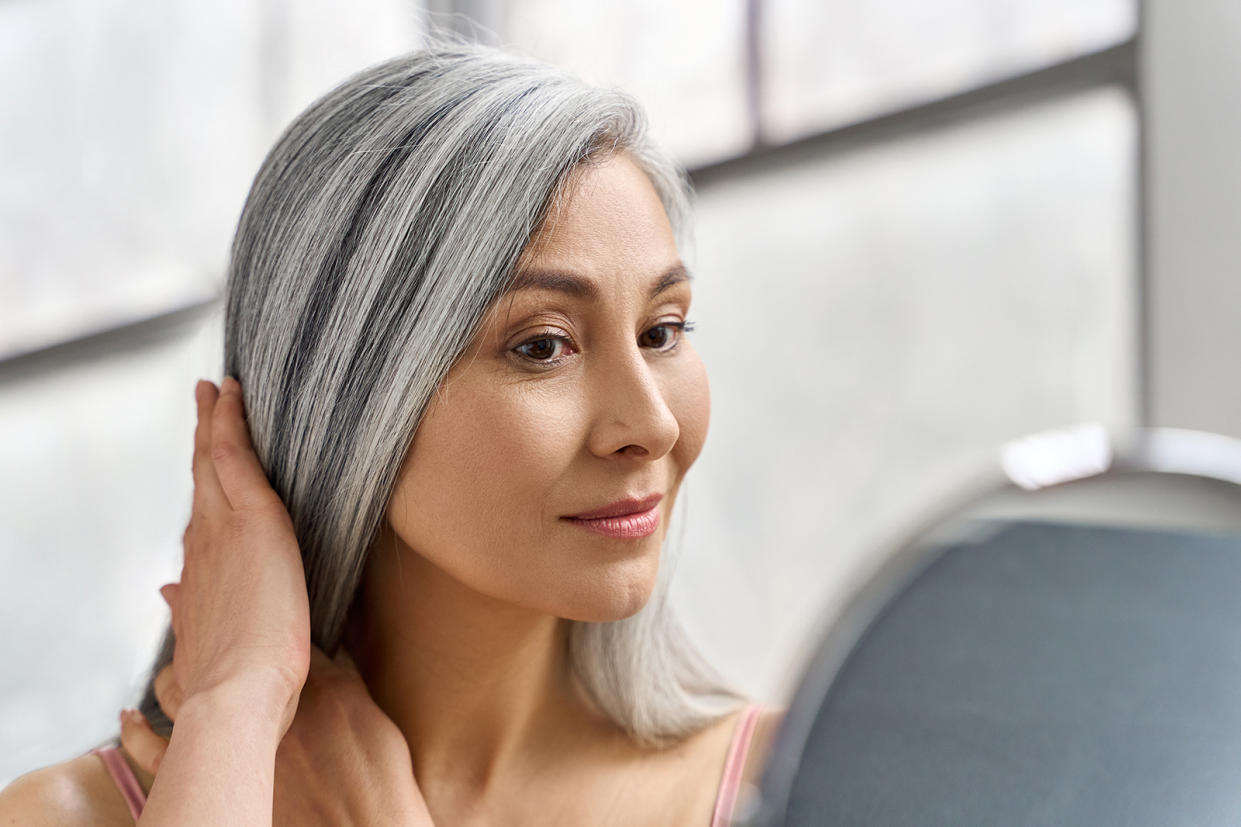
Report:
144,677,293,824
179,674,298,743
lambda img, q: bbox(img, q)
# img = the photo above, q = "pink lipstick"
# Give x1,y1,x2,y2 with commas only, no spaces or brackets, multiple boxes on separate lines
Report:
563,494,663,539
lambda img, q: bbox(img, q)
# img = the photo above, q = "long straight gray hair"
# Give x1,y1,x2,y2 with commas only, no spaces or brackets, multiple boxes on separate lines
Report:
140,41,742,746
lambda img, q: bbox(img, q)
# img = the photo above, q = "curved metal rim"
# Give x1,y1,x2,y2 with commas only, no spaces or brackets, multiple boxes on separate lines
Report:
745,425,1241,826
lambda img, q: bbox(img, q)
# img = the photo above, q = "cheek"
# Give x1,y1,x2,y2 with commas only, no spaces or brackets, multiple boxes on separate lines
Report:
387,376,580,572
668,346,711,470
439,386,573,490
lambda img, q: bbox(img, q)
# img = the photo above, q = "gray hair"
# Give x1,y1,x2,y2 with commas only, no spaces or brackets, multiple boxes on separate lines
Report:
141,41,742,745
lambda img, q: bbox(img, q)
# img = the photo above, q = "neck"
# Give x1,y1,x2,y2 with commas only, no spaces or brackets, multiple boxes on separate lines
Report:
345,526,605,798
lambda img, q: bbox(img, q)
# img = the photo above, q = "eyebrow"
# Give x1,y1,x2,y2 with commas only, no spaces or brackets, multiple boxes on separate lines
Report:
503,263,692,301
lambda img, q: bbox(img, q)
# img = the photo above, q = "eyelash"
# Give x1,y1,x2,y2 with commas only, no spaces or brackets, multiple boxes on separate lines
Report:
513,320,697,367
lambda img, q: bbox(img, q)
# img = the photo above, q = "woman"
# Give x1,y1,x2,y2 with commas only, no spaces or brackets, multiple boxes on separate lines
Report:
1,41,781,824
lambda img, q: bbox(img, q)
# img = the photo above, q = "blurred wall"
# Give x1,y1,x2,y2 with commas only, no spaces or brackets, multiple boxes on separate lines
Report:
0,0,418,358
673,85,1136,700
1143,1,1241,437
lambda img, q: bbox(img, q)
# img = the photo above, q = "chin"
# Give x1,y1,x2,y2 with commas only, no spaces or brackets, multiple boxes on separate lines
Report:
553,557,661,623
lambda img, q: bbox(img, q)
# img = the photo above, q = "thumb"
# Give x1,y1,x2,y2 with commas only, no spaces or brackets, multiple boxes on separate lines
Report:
119,708,169,776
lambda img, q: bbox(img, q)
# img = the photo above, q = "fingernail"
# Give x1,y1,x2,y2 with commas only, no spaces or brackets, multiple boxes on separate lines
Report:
194,381,205,401
222,376,239,394
120,708,137,725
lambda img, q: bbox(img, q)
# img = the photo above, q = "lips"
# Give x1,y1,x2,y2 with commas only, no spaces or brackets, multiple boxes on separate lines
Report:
565,493,664,520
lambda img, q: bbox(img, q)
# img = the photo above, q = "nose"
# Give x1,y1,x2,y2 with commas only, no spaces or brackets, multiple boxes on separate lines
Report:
586,345,680,460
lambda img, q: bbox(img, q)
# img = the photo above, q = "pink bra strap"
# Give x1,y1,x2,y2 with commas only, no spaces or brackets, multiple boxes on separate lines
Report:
92,747,146,821
711,703,763,827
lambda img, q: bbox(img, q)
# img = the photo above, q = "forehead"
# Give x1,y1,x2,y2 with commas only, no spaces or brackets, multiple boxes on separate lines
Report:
516,152,680,277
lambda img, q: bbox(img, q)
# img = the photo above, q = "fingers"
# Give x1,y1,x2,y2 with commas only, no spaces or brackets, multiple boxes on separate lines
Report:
120,708,168,776
159,582,180,613
153,665,184,722
160,582,180,640
192,381,229,514
210,377,278,512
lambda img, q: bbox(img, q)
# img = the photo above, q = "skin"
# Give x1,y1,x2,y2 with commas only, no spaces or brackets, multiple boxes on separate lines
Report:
346,151,717,821
0,152,781,825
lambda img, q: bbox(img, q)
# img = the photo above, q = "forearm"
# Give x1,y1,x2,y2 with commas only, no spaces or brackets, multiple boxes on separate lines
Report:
138,680,289,826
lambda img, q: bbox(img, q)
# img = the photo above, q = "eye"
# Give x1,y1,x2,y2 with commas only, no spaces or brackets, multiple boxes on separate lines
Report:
514,335,572,363
640,320,695,352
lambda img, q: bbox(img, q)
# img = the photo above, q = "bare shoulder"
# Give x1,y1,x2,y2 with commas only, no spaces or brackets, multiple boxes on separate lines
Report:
0,752,136,826
659,704,787,822
681,703,785,777
743,706,787,784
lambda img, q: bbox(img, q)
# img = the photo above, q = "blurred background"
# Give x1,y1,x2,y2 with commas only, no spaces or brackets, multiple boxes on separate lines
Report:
2,0,1236,787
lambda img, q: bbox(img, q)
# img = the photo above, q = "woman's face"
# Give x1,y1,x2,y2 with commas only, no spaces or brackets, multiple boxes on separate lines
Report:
382,151,709,622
